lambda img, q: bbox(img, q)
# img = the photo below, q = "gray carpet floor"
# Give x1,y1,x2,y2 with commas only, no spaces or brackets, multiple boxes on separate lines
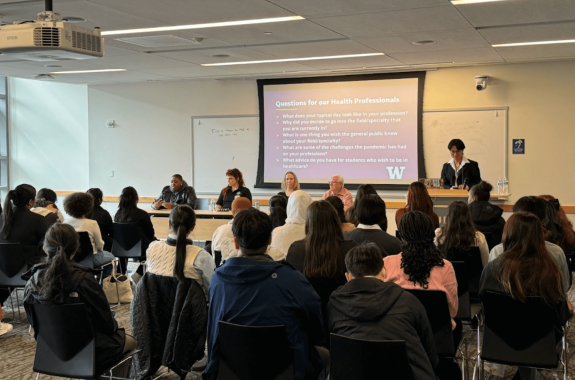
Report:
1,273,574,380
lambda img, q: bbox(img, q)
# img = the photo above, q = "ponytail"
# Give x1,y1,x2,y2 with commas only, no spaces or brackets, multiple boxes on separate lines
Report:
2,184,36,239
169,205,196,282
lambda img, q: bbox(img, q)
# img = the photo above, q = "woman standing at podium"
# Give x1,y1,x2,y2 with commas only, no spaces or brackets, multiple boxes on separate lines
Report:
440,139,481,190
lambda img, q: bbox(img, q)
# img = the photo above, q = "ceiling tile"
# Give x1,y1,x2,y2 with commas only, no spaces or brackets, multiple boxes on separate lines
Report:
495,44,575,62
478,22,575,45
140,65,236,78
208,61,317,75
249,40,377,58
87,53,192,70
310,6,472,38
155,47,281,65
389,47,504,65
300,54,406,70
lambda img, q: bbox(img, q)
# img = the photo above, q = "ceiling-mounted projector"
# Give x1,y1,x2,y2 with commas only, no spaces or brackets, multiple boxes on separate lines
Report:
0,10,104,61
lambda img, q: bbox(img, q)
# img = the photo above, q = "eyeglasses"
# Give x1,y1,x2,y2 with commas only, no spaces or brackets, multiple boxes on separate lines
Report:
329,181,342,185
450,150,463,155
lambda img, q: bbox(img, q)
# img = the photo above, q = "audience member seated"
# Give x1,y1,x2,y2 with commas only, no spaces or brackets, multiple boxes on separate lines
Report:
270,190,312,257
324,195,355,232
24,223,136,377
30,198,60,227
468,181,505,245
327,243,438,380
131,205,211,378
395,182,440,228
480,212,572,380
216,168,252,210
0,305,12,337
36,188,64,222
278,171,299,198
86,188,113,252
63,192,115,277
344,195,401,256
489,196,571,294
269,195,288,229
346,184,378,226
114,186,157,276
539,195,575,256
286,201,358,324
435,201,489,266
204,208,327,380
0,184,53,308
322,174,353,212
152,174,197,210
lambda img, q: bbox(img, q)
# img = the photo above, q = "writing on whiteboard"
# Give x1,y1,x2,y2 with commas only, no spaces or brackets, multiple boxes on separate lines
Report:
211,127,251,137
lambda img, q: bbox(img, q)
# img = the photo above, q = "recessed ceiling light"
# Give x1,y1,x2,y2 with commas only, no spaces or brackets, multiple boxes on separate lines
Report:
102,16,305,36
210,54,230,58
202,52,384,66
50,69,127,74
451,0,509,4
263,32,273,35
63,16,87,23
44,64,63,68
412,40,436,45
492,39,575,47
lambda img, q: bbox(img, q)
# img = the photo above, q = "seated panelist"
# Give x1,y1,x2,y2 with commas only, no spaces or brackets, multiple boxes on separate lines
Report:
216,168,252,210
152,174,197,210
440,139,481,190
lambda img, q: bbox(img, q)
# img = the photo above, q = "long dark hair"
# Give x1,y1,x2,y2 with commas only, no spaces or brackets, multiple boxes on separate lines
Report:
86,188,103,218
539,195,575,250
115,187,139,222
303,201,344,278
2,184,36,239
404,182,434,216
499,212,565,304
222,168,245,199
169,205,196,282
324,195,347,225
437,201,477,260
269,195,288,229
347,184,378,225
356,194,388,232
398,211,444,289
39,223,80,303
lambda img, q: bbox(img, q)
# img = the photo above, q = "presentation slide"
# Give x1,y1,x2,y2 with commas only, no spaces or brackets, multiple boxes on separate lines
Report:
257,74,424,188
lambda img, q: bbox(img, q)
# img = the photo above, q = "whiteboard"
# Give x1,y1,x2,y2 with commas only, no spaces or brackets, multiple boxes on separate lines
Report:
192,116,259,193
422,108,507,187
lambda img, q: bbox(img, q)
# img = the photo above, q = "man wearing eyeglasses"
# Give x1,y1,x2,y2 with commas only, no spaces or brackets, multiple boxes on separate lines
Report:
322,174,354,211
440,139,482,190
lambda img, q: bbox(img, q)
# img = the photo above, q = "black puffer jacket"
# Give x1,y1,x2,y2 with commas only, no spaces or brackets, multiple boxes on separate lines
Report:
152,180,197,209
131,272,207,379
23,263,125,374
327,278,438,380
469,201,505,245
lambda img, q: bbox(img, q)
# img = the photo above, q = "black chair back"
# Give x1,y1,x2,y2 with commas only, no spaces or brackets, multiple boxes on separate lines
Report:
112,223,142,259
72,232,96,269
405,289,454,357
395,230,401,239
217,321,294,380
0,243,27,287
330,334,412,380
451,261,471,320
214,250,222,268
31,303,97,379
447,246,483,300
482,232,497,251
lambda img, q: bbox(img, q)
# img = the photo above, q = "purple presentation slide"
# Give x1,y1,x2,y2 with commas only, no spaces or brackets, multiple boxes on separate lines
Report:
263,78,419,184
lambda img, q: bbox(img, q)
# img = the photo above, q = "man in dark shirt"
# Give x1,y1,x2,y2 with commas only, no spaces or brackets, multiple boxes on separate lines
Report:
151,174,197,210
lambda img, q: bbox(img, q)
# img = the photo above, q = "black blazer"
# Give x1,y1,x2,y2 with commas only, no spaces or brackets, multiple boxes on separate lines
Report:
441,159,481,189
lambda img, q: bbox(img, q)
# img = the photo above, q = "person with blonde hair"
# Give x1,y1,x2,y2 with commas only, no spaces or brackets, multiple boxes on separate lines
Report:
278,171,300,198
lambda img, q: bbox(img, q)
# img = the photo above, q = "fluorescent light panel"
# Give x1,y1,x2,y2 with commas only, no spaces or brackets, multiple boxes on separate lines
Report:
50,69,127,74
451,0,509,4
493,39,575,47
102,16,305,36
202,53,385,66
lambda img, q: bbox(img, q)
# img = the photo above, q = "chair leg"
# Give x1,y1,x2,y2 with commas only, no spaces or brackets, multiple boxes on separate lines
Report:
15,288,22,321
8,287,16,321
35,373,40,380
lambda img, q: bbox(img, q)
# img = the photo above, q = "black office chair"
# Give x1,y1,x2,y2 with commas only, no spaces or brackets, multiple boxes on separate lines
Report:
30,302,140,379
217,321,294,380
0,243,28,320
447,246,483,301
330,334,412,380
214,250,223,268
112,223,143,274
476,291,568,380
72,232,110,285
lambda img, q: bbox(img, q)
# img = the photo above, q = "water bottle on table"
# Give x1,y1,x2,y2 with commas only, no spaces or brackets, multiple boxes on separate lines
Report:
497,177,502,194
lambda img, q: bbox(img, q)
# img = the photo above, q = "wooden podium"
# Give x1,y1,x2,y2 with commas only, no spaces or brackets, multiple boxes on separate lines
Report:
426,189,510,225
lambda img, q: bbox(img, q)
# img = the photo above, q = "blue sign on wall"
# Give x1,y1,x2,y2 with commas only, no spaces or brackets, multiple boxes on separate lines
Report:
512,139,525,154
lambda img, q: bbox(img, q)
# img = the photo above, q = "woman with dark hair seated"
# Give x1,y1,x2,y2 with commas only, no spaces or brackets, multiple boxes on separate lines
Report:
346,184,378,226
480,212,571,380
395,182,440,228
324,195,355,232
468,181,505,245
36,188,65,222
86,188,113,252
24,223,137,377
344,194,401,255
269,195,288,229
286,201,358,318
436,200,489,266
539,195,575,256
114,186,157,275
31,198,60,227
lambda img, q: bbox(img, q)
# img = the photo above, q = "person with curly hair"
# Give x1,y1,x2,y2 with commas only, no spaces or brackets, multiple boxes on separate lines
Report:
384,211,458,328
63,192,115,277
395,182,440,228
216,168,252,210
